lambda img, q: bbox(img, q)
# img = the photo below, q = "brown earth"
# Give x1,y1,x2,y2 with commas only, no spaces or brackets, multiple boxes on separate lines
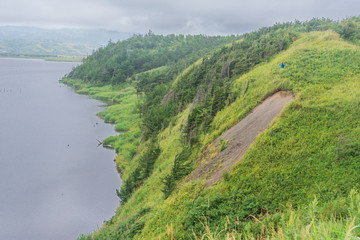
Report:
187,91,294,186
161,87,174,105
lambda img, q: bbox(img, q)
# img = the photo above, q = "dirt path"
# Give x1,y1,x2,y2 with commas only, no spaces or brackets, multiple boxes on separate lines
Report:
187,91,294,186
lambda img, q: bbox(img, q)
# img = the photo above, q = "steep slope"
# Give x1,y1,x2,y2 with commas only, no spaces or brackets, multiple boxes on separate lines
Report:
187,91,294,186
67,17,360,240
88,30,360,240
144,31,360,239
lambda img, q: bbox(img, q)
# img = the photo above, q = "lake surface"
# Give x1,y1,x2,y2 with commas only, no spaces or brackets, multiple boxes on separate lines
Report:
0,58,120,240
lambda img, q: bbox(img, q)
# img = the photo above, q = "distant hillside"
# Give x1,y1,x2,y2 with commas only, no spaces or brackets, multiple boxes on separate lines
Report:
0,26,132,57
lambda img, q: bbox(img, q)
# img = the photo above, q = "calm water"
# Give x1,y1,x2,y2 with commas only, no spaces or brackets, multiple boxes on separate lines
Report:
0,58,120,239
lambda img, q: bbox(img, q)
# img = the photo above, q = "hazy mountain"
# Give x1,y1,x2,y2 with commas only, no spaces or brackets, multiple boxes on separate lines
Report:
0,26,133,57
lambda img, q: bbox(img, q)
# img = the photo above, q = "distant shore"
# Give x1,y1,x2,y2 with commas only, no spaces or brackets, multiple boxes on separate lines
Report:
0,55,84,62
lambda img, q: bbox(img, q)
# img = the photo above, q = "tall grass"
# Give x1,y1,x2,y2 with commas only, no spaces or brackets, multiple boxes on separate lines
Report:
190,190,360,240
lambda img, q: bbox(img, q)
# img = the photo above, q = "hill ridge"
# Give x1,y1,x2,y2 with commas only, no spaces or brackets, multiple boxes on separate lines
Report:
63,17,360,239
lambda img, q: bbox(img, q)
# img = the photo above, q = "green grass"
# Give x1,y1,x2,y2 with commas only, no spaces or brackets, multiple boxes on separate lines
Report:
81,105,193,240
76,31,360,239
190,190,360,240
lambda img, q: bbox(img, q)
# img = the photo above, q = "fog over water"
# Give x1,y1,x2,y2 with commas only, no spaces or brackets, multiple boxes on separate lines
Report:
0,58,120,240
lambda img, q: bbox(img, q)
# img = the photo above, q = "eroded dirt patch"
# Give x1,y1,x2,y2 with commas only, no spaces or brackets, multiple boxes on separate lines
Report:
187,91,294,186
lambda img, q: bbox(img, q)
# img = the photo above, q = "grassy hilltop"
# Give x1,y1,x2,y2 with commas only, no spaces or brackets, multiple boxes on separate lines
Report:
62,17,360,239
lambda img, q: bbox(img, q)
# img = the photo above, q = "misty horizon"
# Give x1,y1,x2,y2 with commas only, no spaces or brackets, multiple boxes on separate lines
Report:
0,0,358,35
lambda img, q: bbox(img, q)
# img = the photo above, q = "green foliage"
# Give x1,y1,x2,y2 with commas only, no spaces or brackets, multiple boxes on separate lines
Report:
66,33,240,145
117,167,142,203
133,66,170,95
141,93,177,140
183,105,204,145
190,190,360,240
183,76,233,145
68,18,360,240
67,34,239,84
337,16,360,43
117,139,161,203
139,139,161,179
177,17,360,150
162,146,193,198
172,17,342,110
88,207,151,240
184,189,261,238
180,31,360,239
219,139,228,151
131,31,360,239
135,69,175,140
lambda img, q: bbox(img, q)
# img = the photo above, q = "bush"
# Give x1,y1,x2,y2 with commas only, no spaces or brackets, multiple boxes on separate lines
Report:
162,146,193,198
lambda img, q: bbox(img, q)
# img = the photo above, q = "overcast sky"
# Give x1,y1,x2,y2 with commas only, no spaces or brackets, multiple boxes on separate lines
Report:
0,0,358,35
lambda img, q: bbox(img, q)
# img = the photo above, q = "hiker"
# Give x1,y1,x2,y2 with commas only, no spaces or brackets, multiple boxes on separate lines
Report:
279,62,285,69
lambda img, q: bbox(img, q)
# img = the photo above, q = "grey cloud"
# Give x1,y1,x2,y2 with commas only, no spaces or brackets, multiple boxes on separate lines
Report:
0,0,358,35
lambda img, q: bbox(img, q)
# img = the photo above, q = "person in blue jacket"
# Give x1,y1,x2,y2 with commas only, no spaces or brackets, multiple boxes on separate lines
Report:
279,62,285,68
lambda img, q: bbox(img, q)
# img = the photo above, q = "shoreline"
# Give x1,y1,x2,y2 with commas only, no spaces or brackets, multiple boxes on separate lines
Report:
0,55,84,62
60,77,142,175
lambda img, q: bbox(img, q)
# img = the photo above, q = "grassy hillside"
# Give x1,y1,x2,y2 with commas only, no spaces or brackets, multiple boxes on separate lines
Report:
63,17,360,239
86,30,359,240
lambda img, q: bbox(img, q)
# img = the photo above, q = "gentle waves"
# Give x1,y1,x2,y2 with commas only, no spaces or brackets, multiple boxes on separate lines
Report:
0,58,120,240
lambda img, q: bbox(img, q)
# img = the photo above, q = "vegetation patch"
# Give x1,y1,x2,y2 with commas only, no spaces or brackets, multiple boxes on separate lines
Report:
65,17,360,239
